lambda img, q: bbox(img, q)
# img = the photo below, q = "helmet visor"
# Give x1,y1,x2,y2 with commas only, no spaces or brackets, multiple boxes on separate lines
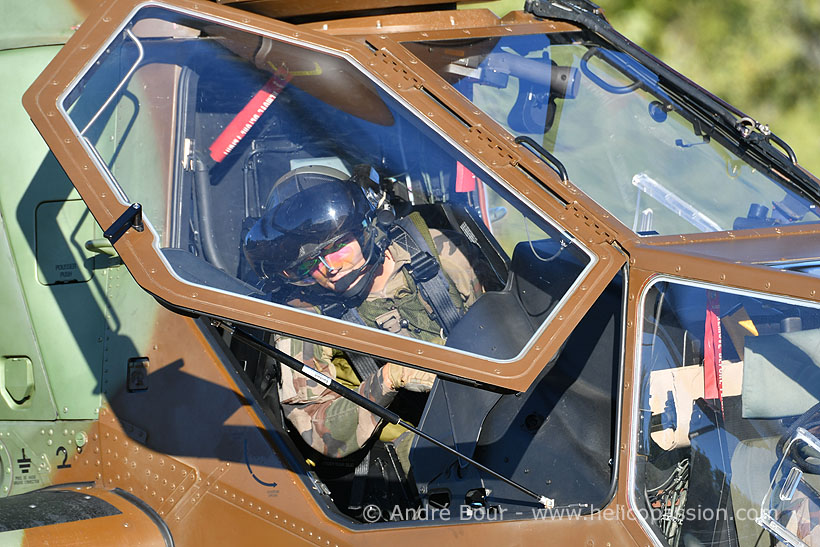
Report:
280,232,362,284
243,166,376,286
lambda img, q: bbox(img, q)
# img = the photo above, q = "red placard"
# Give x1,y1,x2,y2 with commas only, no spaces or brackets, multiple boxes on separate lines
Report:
208,68,291,162
703,290,724,414
455,161,477,193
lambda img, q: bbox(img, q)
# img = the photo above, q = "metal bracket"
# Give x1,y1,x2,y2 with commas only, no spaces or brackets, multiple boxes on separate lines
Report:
525,0,605,25
104,203,144,245
735,116,798,165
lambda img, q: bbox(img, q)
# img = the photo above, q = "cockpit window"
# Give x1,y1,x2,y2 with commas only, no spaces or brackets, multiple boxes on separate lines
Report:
404,34,820,237
634,279,820,546
58,6,595,363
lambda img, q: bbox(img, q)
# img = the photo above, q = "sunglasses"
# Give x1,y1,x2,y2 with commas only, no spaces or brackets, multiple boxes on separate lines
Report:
283,235,356,281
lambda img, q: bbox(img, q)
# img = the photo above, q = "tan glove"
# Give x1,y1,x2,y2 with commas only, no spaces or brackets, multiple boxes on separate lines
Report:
385,363,436,393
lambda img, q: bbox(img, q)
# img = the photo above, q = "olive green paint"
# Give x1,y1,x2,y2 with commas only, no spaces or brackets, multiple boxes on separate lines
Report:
459,0,524,18
0,420,96,496
0,34,166,499
0,0,89,51
0,206,58,420
35,200,98,285
0,45,106,421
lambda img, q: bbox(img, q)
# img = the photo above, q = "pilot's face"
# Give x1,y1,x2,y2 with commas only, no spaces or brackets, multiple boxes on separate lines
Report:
309,235,367,291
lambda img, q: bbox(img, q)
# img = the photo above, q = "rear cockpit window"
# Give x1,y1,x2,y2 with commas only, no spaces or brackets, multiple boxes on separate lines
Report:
404,34,820,237
59,6,594,362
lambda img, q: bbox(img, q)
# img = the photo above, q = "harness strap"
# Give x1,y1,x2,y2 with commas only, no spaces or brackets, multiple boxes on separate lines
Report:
390,216,463,337
341,308,382,380
347,453,370,512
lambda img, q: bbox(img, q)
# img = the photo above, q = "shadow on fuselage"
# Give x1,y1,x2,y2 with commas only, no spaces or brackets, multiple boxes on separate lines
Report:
16,151,286,471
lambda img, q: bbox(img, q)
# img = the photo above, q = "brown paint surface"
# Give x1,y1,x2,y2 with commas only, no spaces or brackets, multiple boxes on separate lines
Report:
19,2,820,546
23,486,168,546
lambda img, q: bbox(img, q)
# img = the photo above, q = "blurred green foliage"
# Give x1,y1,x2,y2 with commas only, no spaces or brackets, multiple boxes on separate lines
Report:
598,0,820,175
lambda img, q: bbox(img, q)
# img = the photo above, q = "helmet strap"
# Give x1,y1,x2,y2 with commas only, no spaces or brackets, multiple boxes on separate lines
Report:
333,224,389,302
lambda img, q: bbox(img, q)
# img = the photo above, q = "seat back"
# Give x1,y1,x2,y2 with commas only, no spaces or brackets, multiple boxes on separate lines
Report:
445,238,582,360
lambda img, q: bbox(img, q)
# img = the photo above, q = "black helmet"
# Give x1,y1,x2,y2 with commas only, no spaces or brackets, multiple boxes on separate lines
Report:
244,166,377,288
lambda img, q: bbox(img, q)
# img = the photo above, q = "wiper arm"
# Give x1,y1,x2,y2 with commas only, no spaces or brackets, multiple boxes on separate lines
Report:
215,320,555,509
526,0,820,204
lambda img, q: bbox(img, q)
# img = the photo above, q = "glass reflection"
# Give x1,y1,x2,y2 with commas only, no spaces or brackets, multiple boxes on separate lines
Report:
637,281,820,546
60,6,594,361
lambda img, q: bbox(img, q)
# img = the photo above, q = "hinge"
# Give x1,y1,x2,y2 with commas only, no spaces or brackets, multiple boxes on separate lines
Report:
104,203,144,244
566,201,614,244
367,46,422,89
463,126,519,168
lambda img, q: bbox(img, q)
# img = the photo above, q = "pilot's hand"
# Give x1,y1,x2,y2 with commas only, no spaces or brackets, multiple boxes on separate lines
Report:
385,363,435,393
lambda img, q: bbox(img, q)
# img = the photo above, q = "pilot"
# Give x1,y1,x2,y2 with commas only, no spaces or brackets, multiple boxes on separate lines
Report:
244,165,484,459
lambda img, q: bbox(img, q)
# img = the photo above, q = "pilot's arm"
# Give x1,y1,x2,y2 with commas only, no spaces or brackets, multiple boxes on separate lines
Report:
431,228,485,307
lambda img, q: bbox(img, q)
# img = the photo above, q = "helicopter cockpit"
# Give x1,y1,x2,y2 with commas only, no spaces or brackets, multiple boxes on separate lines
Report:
23,0,820,543
57,4,623,526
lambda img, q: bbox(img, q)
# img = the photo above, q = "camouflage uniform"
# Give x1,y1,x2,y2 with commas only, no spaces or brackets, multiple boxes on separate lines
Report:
278,224,483,458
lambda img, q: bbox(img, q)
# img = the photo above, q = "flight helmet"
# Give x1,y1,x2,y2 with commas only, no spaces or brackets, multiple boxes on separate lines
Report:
244,165,384,295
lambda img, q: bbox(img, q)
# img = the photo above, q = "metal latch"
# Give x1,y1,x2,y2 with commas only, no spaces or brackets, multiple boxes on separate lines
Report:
104,203,144,245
